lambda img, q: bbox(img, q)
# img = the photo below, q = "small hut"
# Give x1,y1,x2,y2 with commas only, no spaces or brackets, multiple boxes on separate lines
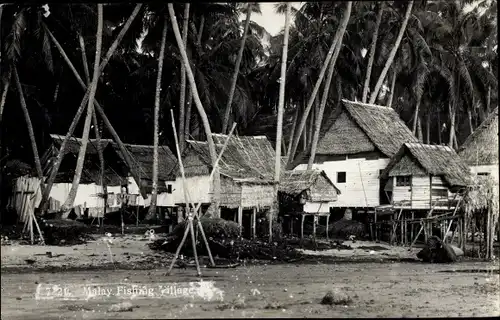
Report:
459,107,499,258
177,135,278,238
381,143,472,210
458,107,498,186
110,143,177,208
279,170,340,237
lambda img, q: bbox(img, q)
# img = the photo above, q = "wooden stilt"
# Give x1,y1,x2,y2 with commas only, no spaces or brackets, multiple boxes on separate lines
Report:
252,207,256,239
301,214,305,240
188,216,202,276
237,206,243,236
166,221,190,275
313,215,317,239
326,214,330,241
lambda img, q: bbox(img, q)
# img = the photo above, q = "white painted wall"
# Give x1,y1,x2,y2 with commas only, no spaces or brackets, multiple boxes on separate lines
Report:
173,175,211,205
470,164,499,183
295,157,390,207
126,177,175,207
303,202,336,213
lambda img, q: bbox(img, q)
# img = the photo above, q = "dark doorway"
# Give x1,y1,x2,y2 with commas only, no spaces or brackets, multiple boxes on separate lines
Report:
379,170,392,205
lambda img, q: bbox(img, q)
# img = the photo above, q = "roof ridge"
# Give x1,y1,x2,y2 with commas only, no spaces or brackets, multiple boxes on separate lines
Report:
341,98,392,110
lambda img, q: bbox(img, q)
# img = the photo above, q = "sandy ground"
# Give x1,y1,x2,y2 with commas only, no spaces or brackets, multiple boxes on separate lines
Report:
1,235,499,319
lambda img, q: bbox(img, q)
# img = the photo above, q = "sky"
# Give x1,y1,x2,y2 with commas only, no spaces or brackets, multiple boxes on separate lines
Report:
247,2,303,36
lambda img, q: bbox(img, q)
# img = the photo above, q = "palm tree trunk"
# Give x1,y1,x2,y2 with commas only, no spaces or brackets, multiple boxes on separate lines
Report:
426,111,431,144
417,116,423,143
308,2,352,169
287,106,299,157
369,0,414,104
274,3,291,182
147,15,168,219
387,69,396,108
79,30,106,208
62,4,103,210
412,98,421,135
221,7,252,134
168,4,220,216
437,110,442,145
39,5,143,211
308,101,315,146
178,3,190,152
184,86,193,140
78,33,91,82
448,102,456,148
467,108,474,135
286,3,350,168
362,1,383,103
12,66,45,194
0,71,10,124
197,15,205,46
0,4,4,75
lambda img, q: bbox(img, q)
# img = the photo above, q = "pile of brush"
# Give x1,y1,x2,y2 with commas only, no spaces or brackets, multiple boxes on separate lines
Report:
41,219,92,245
149,217,302,262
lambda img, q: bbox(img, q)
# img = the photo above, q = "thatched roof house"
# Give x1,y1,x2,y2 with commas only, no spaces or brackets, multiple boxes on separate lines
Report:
381,143,471,209
110,143,178,190
177,135,277,210
279,170,340,214
43,134,125,185
291,99,418,208
458,107,498,167
306,99,418,159
280,170,340,202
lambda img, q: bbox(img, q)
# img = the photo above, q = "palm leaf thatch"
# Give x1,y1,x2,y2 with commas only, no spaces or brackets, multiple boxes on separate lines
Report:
458,107,498,166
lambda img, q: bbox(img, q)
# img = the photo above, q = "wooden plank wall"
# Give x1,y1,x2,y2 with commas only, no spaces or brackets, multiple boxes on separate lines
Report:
411,176,431,209
295,156,390,207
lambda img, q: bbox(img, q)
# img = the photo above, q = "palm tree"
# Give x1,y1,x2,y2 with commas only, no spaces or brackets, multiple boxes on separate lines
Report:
274,2,291,182
361,2,384,103
12,66,45,192
168,3,221,216
308,1,352,169
178,3,190,152
147,15,168,220
62,3,103,210
286,3,350,168
39,4,143,211
369,0,414,104
221,2,261,134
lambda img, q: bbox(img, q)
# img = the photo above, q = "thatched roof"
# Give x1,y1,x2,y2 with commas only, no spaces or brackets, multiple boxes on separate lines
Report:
381,143,472,188
185,135,279,183
45,134,125,185
458,107,498,166
49,134,113,155
313,99,418,157
111,143,177,181
280,170,340,202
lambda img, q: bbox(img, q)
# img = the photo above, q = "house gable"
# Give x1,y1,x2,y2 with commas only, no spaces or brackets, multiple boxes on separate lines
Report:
387,154,427,177
316,111,376,155
309,172,339,202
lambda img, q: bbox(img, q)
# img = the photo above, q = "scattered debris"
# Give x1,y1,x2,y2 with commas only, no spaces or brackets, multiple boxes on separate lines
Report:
108,302,134,312
320,288,353,306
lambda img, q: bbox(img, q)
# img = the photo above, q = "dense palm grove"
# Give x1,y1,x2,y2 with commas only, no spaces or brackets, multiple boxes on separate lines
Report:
0,1,497,207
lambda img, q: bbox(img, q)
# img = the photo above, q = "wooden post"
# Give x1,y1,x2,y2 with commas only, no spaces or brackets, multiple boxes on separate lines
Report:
326,214,330,241
410,211,414,243
252,207,256,239
301,214,305,240
313,215,317,239
238,206,243,236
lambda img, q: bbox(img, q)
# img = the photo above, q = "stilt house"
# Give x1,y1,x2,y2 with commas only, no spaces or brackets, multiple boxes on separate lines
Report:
177,134,278,237
458,107,498,183
12,135,177,216
279,170,340,236
380,143,472,210
291,99,418,209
